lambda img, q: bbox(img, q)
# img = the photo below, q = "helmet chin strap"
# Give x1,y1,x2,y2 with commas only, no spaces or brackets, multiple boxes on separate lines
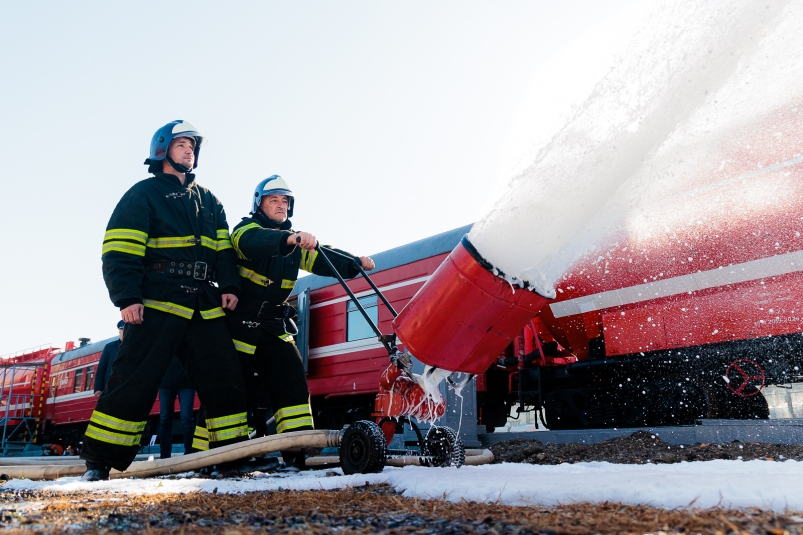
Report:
166,155,192,174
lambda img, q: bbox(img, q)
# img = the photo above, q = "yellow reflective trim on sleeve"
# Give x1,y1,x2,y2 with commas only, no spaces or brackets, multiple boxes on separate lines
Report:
300,249,318,272
238,266,271,287
232,338,257,354
206,412,248,429
89,411,147,433
278,333,293,342
281,279,296,290
104,228,147,244
102,241,146,257
208,425,250,442
200,307,226,320
275,404,312,422
85,425,141,446
216,229,231,240
231,223,262,259
216,239,233,251
146,235,198,248
276,417,314,433
143,299,194,319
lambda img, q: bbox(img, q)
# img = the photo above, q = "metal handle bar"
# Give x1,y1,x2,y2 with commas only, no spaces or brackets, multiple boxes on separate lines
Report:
317,245,398,318
310,242,397,354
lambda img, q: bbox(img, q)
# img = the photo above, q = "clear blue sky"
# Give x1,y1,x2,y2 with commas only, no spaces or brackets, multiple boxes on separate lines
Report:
0,1,644,354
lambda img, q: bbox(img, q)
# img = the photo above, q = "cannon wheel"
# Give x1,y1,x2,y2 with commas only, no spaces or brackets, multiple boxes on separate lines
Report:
339,420,387,475
424,426,465,468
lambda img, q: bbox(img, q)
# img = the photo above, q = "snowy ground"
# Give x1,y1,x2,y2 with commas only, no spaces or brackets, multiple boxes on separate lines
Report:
5,459,803,512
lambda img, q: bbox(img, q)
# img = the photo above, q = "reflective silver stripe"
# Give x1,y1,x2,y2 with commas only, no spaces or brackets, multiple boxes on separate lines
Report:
277,417,314,433
102,241,146,256
275,404,311,422
200,307,225,320
143,299,194,319
209,425,249,442
104,229,147,244
85,425,141,446
90,411,146,433
207,412,247,429
550,249,803,318
146,236,196,248
232,339,256,354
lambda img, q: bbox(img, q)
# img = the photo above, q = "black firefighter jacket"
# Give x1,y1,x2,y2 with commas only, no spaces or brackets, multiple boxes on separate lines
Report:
101,172,239,320
227,212,360,353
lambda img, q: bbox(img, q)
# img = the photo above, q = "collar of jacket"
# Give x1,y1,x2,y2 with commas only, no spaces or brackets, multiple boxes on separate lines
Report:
152,171,196,188
253,210,292,231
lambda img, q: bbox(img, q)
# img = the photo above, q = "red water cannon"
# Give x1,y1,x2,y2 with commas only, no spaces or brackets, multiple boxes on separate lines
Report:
392,235,550,374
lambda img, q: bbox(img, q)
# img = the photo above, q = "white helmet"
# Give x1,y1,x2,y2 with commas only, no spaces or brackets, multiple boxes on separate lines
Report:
252,175,294,217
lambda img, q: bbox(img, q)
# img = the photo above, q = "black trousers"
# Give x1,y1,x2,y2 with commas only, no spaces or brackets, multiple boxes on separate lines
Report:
190,332,312,453
246,333,313,434
81,308,248,471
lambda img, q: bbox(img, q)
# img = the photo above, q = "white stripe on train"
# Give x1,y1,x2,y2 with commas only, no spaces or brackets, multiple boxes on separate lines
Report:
549,249,803,319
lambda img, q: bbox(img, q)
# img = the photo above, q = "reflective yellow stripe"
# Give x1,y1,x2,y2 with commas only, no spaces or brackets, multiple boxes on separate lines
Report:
209,425,250,442
143,299,194,319
275,404,312,422
281,279,296,290
104,228,147,244
278,333,293,342
232,339,256,354
217,239,233,251
216,229,230,240
146,235,199,248
85,425,141,446
238,266,271,287
90,411,147,433
300,249,318,271
231,223,261,259
102,241,146,257
192,425,209,451
200,307,225,320
277,417,314,433
275,404,313,434
200,236,218,251
207,412,248,429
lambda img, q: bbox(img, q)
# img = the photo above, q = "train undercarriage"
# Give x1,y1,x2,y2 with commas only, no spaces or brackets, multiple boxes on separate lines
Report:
482,333,803,431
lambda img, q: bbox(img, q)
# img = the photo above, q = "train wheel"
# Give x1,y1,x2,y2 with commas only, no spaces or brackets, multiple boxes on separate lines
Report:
339,420,387,475
424,426,465,468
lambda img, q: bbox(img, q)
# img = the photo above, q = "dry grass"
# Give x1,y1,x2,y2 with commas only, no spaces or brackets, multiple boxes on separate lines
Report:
1,484,802,534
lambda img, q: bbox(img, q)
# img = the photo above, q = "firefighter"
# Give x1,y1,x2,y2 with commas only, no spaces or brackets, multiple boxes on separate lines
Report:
80,120,250,481
190,175,374,470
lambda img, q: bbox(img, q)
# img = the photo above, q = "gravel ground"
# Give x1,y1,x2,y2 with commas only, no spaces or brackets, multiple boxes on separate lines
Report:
2,484,803,534
5,432,803,533
490,430,803,464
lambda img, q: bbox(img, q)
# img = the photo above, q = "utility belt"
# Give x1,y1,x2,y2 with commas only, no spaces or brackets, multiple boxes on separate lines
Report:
146,260,216,282
237,299,298,335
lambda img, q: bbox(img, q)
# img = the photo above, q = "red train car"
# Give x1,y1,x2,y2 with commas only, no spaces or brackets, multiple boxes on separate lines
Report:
40,339,199,448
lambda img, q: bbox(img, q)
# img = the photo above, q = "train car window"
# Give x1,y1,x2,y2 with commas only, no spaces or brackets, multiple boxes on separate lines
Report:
73,369,84,393
84,366,94,391
347,295,378,341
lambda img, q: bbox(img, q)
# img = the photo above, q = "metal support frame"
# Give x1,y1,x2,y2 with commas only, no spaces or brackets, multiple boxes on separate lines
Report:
0,362,48,456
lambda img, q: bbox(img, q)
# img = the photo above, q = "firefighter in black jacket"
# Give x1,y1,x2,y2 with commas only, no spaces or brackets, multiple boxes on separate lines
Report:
80,120,249,481
191,175,374,469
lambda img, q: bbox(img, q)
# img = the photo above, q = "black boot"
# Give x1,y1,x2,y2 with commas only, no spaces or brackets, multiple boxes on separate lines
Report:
80,462,110,481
